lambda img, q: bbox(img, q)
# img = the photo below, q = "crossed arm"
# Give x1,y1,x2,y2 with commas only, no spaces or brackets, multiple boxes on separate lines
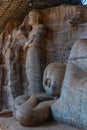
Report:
23,35,35,51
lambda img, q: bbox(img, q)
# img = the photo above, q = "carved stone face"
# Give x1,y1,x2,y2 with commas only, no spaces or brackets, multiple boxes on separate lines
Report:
28,16,36,26
43,63,66,97
28,10,41,26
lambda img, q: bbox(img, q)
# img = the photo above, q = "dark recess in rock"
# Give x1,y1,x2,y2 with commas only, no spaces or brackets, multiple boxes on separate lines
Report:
28,0,82,9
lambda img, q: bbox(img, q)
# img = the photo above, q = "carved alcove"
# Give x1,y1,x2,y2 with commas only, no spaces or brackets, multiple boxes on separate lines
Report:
0,5,87,110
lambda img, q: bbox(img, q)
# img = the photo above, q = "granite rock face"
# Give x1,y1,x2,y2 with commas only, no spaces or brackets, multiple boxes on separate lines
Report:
2,27,29,110
51,39,87,129
0,5,87,110
0,0,82,33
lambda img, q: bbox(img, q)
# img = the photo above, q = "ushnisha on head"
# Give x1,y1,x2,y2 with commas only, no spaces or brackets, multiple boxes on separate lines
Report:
28,10,41,26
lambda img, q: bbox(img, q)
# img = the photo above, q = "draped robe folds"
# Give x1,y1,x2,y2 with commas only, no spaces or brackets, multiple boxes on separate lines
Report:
26,24,47,95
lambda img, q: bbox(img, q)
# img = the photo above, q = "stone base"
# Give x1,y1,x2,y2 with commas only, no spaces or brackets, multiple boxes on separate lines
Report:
0,117,83,130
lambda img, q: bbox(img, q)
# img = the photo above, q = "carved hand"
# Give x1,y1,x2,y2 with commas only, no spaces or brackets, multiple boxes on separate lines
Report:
23,43,29,51
23,35,35,51
2,49,6,56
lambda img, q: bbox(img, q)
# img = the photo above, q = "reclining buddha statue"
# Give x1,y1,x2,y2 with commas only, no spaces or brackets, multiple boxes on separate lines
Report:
14,62,66,126
52,39,87,130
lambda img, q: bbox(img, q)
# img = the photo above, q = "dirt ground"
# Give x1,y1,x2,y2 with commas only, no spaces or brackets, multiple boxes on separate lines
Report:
0,117,83,130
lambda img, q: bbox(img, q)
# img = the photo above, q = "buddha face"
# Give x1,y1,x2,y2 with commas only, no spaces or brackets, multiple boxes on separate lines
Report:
43,63,66,97
28,10,41,26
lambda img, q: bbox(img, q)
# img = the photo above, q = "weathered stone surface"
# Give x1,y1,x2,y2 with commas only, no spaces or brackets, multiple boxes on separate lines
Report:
43,62,66,97
24,10,47,95
0,0,82,33
0,5,87,110
0,61,7,110
14,62,66,126
51,39,87,130
3,27,28,110
41,5,87,64
15,94,55,126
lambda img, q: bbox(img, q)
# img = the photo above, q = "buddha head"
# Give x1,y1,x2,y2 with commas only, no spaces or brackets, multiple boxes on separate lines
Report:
28,10,41,26
43,63,66,97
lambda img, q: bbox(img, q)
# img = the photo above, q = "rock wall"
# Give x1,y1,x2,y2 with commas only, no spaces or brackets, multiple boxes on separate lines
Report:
0,0,82,33
41,5,87,64
0,5,87,110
